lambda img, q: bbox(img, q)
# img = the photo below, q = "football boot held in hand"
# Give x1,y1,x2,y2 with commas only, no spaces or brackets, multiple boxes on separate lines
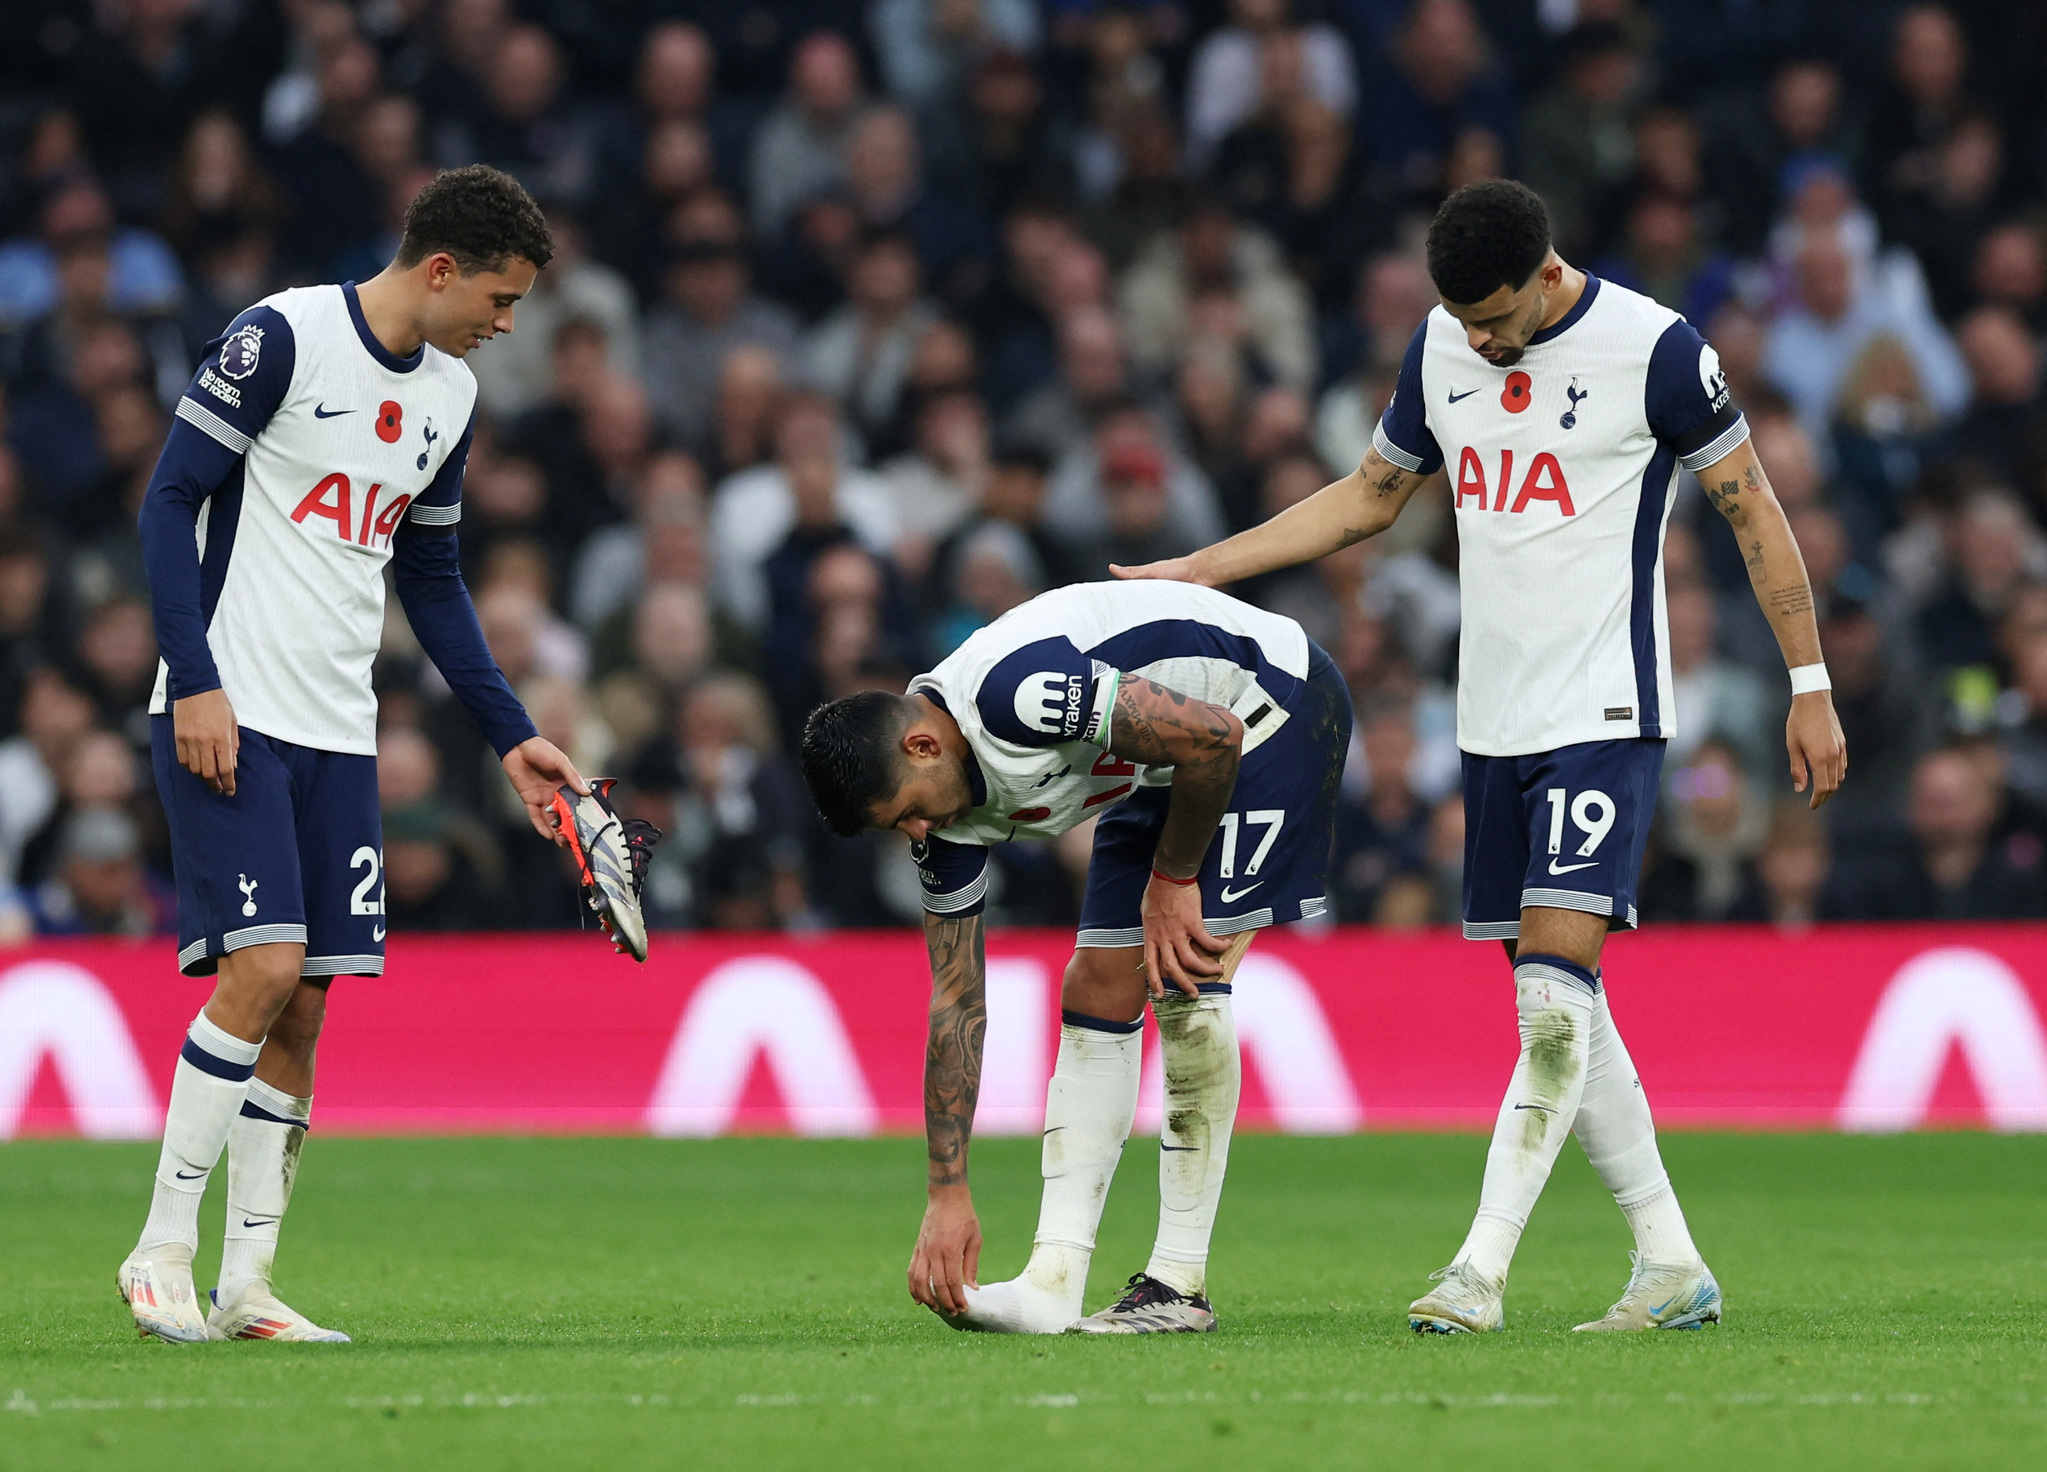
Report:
549,778,661,962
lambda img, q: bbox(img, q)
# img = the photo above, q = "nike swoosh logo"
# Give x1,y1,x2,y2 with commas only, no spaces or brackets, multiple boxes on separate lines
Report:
1547,859,1598,875
1649,1296,1677,1315
1160,1144,1199,1152
241,1218,278,1229
175,1169,206,1180
1447,389,1481,403
313,404,354,418
373,925,385,941
1512,1104,1552,1113
1042,1127,1065,1136
1218,882,1263,903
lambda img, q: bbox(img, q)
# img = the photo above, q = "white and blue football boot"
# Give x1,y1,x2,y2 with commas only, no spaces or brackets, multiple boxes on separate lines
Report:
1407,1261,1505,1334
1573,1253,1723,1331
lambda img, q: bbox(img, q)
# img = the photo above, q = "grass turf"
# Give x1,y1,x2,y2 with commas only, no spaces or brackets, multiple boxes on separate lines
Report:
2,1133,2044,1470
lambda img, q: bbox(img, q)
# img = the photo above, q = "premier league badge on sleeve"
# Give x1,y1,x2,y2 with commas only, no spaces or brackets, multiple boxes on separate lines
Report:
218,324,265,381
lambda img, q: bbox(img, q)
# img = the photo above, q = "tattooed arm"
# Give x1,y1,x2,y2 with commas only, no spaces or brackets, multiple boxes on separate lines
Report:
907,910,987,1317
1696,437,1848,808
1104,673,1245,997
1112,446,1438,586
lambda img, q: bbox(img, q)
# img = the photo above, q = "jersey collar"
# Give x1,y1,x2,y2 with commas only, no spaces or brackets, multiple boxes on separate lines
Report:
342,281,425,374
1527,272,1601,347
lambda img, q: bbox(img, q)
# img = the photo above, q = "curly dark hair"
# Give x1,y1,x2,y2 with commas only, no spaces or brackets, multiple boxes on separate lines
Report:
1425,180,1552,306
800,691,911,837
395,164,554,274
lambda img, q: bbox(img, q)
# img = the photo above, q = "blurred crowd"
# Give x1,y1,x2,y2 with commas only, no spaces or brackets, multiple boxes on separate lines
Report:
4,0,2047,939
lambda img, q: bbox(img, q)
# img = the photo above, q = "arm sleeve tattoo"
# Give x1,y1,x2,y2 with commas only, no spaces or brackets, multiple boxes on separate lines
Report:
921,912,987,1188
1106,673,1242,878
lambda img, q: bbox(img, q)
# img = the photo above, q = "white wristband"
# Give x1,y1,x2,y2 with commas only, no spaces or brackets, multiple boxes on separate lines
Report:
1788,662,1831,696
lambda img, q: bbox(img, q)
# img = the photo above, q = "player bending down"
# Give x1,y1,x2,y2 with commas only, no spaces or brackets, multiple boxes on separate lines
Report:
118,166,644,1343
1120,180,1845,1333
801,580,1349,1333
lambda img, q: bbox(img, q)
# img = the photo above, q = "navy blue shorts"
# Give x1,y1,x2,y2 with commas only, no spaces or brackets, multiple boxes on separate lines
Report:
151,716,385,979
1077,644,1351,947
1460,738,1666,941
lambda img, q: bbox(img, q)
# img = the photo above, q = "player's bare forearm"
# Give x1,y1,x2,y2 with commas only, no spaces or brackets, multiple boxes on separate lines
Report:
1106,674,1242,878
1106,675,1240,994
1699,439,1847,806
1114,448,1427,586
1699,442,1822,667
921,911,987,1192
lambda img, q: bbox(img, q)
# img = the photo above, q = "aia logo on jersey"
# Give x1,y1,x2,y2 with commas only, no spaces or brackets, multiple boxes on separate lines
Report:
375,401,403,444
1455,447,1575,516
292,472,414,552
1084,749,1136,810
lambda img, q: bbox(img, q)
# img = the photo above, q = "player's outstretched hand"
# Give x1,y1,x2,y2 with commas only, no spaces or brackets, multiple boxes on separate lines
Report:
908,1185,981,1318
1786,691,1847,810
502,737,589,844
1140,872,1229,999
1110,555,1209,586
173,688,240,796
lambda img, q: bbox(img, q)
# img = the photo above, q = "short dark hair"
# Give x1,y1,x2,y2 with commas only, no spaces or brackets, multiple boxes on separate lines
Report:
800,691,911,836
1425,180,1551,306
396,165,554,274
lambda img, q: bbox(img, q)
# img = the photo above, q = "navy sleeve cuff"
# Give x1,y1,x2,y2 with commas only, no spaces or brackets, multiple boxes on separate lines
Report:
914,837,991,916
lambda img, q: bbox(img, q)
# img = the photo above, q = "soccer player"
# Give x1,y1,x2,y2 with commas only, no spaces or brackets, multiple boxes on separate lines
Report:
1119,180,1846,1332
118,166,591,1343
801,580,1351,1333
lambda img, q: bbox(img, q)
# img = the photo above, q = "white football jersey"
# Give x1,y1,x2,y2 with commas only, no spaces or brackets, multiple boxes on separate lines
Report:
911,580,1310,851
1374,275,1749,756
150,284,476,754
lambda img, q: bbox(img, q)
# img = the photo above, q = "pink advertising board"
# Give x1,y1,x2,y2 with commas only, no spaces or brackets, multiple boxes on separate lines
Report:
5,927,2046,1139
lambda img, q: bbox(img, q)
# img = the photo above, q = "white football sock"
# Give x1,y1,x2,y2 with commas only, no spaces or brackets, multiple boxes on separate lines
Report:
1453,956,1597,1283
1575,988,1700,1264
219,1080,312,1304
138,1012,262,1255
969,1012,1141,1332
1145,987,1240,1297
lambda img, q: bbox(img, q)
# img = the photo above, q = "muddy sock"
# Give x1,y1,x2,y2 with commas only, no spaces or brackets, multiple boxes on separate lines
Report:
1144,986,1239,1298
220,1080,312,1305
1018,1010,1143,1317
1454,956,1596,1284
1574,990,1699,1263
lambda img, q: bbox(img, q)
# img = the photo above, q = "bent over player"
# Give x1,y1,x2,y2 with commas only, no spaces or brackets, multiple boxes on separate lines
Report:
1120,180,1845,1333
801,580,1350,1333
119,167,592,1342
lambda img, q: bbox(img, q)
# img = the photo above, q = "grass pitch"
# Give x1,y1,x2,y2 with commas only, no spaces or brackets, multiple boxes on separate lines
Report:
2,1132,2044,1471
